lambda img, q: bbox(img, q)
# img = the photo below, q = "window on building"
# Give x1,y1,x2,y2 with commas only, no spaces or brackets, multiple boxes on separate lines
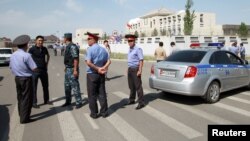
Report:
200,14,204,22
160,19,162,25
153,19,155,25
164,18,167,25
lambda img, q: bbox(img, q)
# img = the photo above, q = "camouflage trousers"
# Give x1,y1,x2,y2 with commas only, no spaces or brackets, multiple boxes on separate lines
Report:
64,68,83,105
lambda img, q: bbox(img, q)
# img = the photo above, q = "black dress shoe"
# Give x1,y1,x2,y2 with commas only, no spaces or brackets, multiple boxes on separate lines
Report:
44,101,52,105
75,103,83,109
61,103,71,107
20,118,37,124
127,100,135,105
135,103,145,110
90,114,99,119
32,104,40,109
99,112,109,118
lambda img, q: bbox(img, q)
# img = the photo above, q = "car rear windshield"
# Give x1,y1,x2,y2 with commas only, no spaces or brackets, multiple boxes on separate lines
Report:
0,49,12,54
166,50,206,63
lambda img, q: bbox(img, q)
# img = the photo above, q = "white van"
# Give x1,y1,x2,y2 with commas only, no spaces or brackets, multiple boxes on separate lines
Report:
0,48,13,65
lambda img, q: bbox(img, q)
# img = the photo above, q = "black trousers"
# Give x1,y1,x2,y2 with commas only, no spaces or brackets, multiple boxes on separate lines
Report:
87,73,108,116
32,70,49,104
127,67,144,104
15,76,33,123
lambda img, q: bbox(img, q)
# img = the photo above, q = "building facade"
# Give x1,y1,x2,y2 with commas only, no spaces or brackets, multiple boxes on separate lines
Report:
126,8,223,37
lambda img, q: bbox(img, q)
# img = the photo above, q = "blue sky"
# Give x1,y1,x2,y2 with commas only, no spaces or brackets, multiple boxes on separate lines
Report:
0,0,250,40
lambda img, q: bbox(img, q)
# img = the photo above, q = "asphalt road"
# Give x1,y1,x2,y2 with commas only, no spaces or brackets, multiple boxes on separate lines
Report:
0,49,249,141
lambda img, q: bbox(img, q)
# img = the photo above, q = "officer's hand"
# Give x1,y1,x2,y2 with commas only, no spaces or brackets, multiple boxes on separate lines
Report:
137,70,142,76
73,70,78,78
98,67,106,75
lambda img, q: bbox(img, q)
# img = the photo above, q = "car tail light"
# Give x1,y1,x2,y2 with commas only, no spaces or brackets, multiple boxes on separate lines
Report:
151,65,154,75
184,66,197,78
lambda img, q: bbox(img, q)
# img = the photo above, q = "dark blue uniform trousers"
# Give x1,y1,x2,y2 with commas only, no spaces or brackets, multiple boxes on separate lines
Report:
87,73,108,116
15,76,33,123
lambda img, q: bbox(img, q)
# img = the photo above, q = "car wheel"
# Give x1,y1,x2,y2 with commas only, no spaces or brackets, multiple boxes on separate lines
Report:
204,81,220,103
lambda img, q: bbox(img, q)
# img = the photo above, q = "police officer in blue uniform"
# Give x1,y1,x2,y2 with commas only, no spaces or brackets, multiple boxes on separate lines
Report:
62,33,84,109
125,34,145,110
9,35,38,124
85,32,111,119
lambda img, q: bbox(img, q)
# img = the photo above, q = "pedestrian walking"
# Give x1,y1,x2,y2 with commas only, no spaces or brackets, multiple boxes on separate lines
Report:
125,34,145,110
61,43,65,56
53,43,58,56
29,35,50,108
85,32,111,119
240,43,246,60
61,33,84,109
103,40,111,80
154,41,166,62
9,35,37,124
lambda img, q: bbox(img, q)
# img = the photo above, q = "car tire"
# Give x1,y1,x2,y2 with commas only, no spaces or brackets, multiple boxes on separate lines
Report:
204,81,220,103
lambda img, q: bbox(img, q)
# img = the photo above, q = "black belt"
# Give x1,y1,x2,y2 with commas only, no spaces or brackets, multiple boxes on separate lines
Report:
15,76,32,78
128,67,138,70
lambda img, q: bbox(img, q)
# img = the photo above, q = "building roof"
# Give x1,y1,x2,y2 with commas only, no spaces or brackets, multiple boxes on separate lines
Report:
140,8,174,19
0,37,11,42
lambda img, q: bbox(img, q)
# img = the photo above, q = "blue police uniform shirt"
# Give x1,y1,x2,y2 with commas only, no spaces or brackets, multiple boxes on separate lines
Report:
229,46,239,55
85,43,108,73
127,45,144,68
10,49,37,77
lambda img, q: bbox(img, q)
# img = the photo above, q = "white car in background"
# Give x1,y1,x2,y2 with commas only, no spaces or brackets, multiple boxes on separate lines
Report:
0,48,13,65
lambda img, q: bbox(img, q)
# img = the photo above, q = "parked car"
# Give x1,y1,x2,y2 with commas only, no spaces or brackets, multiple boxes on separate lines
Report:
0,48,13,65
149,48,250,103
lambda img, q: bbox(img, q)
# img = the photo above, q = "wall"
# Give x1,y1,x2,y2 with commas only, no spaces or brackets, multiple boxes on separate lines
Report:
80,36,250,56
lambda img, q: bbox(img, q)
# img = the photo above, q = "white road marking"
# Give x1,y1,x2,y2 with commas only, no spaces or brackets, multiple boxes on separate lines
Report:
113,91,203,139
241,92,250,96
106,113,149,141
8,104,25,141
53,98,86,141
213,103,250,117
83,113,99,130
144,89,234,124
167,101,234,124
227,97,250,105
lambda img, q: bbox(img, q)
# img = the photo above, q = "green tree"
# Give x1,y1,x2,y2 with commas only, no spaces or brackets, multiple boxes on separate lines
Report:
134,31,139,37
140,32,146,37
102,32,107,40
152,28,158,36
238,22,248,37
183,0,196,35
161,29,167,36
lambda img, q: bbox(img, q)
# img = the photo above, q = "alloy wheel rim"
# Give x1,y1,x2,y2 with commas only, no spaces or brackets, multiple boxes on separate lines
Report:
210,84,219,101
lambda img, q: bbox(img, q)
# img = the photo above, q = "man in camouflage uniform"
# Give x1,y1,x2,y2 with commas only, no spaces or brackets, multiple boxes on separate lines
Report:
61,33,84,109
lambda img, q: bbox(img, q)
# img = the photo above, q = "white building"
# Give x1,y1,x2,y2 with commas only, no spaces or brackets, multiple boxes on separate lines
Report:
126,8,223,37
74,28,103,46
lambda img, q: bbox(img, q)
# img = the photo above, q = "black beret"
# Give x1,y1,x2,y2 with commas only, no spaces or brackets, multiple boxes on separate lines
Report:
64,33,72,38
13,35,30,45
125,34,137,39
85,32,99,40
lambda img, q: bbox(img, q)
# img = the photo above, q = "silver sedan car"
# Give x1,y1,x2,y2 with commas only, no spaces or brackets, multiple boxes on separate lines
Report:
149,48,250,103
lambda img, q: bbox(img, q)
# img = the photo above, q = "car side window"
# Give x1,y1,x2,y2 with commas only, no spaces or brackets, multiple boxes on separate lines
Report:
209,51,231,64
226,52,243,65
